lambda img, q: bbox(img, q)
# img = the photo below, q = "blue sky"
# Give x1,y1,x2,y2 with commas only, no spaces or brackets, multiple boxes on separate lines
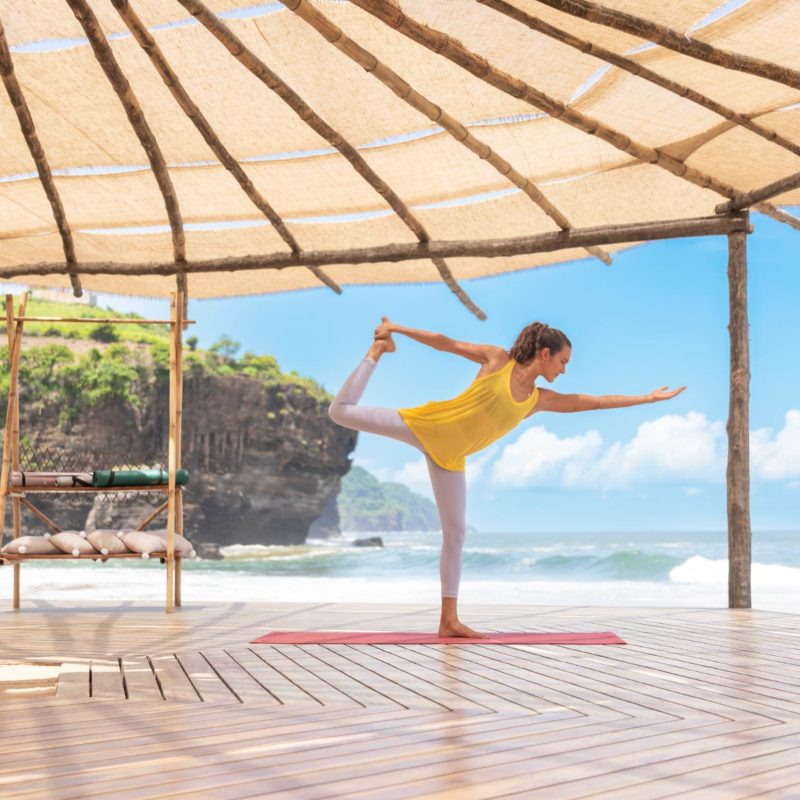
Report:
91,211,799,534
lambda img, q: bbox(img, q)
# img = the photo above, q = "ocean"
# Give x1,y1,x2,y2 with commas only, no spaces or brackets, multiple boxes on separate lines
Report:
2,529,797,612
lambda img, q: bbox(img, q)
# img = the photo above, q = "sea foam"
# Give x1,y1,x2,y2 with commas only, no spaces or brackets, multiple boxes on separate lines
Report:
670,555,800,589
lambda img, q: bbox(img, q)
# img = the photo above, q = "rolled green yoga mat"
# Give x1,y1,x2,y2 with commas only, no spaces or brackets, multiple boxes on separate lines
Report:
93,469,189,487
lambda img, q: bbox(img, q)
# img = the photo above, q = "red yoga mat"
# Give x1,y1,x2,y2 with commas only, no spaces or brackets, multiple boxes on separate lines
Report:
251,631,626,645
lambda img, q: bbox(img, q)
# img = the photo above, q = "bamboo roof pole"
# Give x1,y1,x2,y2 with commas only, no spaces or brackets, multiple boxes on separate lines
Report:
0,294,26,534
3,295,23,609
65,0,187,275
530,0,800,90
0,293,26,609
165,292,178,613
349,1,794,234
0,20,82,298
479,0,800,161
716,170,800,214
4,296,20,491
7,297,22,570
0,213,751,279
174,288,184,608
726,228,751,608
111,0,341,296
283,0,611,267
176,273,189,333
176,0,486,320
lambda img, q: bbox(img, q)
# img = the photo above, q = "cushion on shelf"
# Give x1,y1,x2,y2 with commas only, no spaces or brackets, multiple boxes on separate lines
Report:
86,530,130,556
1,536,60,555
119,531,168,558
147,528,195,557
49,531,96,557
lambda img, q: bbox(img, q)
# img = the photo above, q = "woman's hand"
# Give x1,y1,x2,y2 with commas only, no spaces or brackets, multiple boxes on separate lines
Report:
647,385,687,403
374,316,394,340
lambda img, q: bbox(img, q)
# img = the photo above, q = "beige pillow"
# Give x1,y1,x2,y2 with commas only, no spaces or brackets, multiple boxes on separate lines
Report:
86,530,130,556
147,528,196,558
119,531,168,559
2,536,60,555
49,531,96,557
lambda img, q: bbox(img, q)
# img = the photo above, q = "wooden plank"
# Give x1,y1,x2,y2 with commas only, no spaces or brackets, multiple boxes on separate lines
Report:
174,651,239,705
511,628,792,722
259,645,362,708
288,644,399,708
568,744,800,799
418,642,633,718
324,645,454,711
485,642,767,722
148,654,200,703
15,717,752,800
229,648,323,707
90,659,126,700
120,655,163,702
199,649,279,705
0,708,462,795
55,661,89,699
362,644,501,713
0,708,632,799
554,632,800,716
0,705,442,769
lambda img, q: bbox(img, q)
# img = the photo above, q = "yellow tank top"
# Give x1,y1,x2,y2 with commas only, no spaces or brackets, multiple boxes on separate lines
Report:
398,359,539,472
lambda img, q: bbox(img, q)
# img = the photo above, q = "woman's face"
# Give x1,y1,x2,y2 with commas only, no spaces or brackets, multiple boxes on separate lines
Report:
543,346,571,382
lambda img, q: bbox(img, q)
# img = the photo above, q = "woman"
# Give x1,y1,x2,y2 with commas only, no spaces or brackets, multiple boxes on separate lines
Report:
329,317,685,638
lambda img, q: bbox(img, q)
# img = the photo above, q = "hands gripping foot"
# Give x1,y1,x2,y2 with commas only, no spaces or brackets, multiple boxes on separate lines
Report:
370,316,396,357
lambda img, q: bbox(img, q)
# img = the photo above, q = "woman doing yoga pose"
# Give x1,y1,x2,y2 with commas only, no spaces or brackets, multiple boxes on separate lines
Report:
329,317,685,638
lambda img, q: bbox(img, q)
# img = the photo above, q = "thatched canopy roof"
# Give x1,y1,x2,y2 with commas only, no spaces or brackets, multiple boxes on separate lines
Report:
0,0,798,313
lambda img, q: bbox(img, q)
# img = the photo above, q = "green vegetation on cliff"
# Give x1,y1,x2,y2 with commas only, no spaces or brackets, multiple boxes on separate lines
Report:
337,466,441,532
0,296,330,426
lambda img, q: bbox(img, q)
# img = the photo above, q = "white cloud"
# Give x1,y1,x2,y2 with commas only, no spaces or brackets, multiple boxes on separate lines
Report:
361,409,800,497
491,427,603,488
750,410,800,480
491,411,726,490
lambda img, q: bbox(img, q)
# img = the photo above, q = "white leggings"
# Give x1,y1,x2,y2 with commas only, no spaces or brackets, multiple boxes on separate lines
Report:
328,357,467,598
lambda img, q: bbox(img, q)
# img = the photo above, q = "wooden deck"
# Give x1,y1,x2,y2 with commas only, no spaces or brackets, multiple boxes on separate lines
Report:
0,601,799,799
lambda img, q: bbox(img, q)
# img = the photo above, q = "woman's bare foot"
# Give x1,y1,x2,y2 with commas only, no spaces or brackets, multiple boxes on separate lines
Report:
438,620,489,639
367,337,393,361
373,316,396,352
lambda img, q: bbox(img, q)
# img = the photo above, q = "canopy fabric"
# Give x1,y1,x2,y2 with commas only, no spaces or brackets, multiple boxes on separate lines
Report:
0,0,797,302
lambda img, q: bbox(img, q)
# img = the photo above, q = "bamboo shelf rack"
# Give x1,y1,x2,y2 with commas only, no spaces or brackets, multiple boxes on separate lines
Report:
0,290,190,613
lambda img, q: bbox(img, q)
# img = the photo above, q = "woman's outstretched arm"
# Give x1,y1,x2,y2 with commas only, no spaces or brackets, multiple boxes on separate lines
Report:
376,318,504,366
530,385,686,415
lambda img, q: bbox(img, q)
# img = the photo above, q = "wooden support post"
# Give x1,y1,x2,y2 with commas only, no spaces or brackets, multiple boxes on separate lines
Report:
18,498,60,532
165,292,178,613
726,229,751,609
2,293,26,609
174,286,184,607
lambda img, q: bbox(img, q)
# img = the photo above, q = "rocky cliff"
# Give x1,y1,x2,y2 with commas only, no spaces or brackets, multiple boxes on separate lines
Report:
335,466,441,532
2,323,356,546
